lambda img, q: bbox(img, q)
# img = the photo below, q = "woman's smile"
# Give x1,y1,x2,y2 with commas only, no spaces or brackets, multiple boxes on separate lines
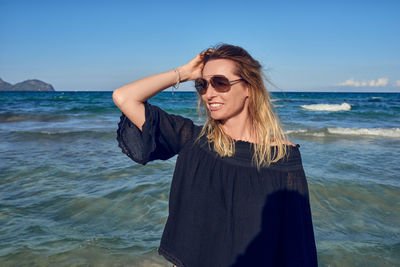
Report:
208,102,224,111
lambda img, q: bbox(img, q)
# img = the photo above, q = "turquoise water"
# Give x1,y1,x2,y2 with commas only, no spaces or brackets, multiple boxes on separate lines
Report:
0,91,399,266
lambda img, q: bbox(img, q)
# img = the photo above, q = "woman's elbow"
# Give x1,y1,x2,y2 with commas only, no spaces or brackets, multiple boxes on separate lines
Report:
112,89,125,108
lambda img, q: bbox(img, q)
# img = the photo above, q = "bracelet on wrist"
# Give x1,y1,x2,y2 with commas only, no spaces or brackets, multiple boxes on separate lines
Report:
172,68,180,93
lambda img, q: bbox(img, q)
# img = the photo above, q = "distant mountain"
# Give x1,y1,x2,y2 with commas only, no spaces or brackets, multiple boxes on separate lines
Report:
0,78,55,92
0,78,13,91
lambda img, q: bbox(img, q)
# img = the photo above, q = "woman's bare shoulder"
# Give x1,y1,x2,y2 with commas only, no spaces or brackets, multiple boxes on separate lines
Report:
284,140,296,147
270,139,296,147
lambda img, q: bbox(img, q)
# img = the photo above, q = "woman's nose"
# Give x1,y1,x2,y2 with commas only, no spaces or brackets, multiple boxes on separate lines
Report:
204,83,217,99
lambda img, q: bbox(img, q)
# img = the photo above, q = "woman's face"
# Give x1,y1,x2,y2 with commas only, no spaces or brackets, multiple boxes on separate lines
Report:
201,59,250,123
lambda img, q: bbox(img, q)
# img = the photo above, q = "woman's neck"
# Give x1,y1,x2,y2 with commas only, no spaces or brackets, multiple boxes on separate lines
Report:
221,114,256,143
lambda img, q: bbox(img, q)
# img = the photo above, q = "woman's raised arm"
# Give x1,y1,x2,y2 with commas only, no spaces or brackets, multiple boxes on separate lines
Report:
112,52,207,130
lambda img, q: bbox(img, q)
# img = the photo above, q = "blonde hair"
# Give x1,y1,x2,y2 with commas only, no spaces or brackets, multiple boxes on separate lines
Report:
197,44,289,168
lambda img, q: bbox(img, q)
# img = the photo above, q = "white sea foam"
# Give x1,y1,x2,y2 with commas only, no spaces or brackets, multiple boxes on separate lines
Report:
286,129,308,134
286,129,326,137
327,127,400,138
300,102,351,111
309,132,326,137
286,127,400,138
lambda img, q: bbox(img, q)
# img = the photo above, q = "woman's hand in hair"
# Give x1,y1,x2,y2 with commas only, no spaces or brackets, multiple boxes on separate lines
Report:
178,49,213,82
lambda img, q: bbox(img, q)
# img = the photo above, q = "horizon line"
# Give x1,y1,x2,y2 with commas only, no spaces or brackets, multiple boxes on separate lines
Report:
1,90,400,93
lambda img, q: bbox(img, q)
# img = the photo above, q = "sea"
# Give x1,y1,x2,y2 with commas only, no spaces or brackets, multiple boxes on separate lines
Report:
0,91,399,267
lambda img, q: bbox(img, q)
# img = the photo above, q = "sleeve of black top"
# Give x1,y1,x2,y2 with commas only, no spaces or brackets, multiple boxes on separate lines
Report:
116,102,195,165
280,148,319,266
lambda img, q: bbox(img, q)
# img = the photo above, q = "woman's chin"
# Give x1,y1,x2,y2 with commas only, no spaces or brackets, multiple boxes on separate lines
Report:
210,113,224,121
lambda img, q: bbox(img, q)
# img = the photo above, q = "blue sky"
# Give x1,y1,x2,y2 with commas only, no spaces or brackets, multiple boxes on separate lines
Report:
1,0,399,92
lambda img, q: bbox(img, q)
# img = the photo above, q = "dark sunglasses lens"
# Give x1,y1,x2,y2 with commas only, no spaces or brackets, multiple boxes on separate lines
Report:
211,76,230,91
195,78,207,94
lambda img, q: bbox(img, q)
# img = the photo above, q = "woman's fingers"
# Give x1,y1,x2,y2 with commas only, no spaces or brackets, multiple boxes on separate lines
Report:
199,48,213,58
181,48,214,81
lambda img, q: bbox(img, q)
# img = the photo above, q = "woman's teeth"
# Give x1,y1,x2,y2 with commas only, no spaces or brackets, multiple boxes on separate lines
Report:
210,103,222,107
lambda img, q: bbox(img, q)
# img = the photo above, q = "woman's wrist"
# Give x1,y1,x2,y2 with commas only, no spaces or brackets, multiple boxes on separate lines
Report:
176,66,191,82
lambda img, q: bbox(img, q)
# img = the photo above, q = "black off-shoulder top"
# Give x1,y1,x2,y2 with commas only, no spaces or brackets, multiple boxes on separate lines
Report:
117,102,318,267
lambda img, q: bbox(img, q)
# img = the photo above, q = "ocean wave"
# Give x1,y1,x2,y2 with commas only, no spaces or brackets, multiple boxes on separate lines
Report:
272,104,284,108
300,102,351,111
327,127,400,138
0,112,70,123
368,96,384,102
9,130,114,141
286,127,400,138
285,129,327,137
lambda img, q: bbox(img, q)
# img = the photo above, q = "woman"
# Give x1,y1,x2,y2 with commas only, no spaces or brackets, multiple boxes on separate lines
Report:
113,44,318,267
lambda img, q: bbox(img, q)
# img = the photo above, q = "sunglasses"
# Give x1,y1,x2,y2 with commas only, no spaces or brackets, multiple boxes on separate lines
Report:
194,75,245,95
